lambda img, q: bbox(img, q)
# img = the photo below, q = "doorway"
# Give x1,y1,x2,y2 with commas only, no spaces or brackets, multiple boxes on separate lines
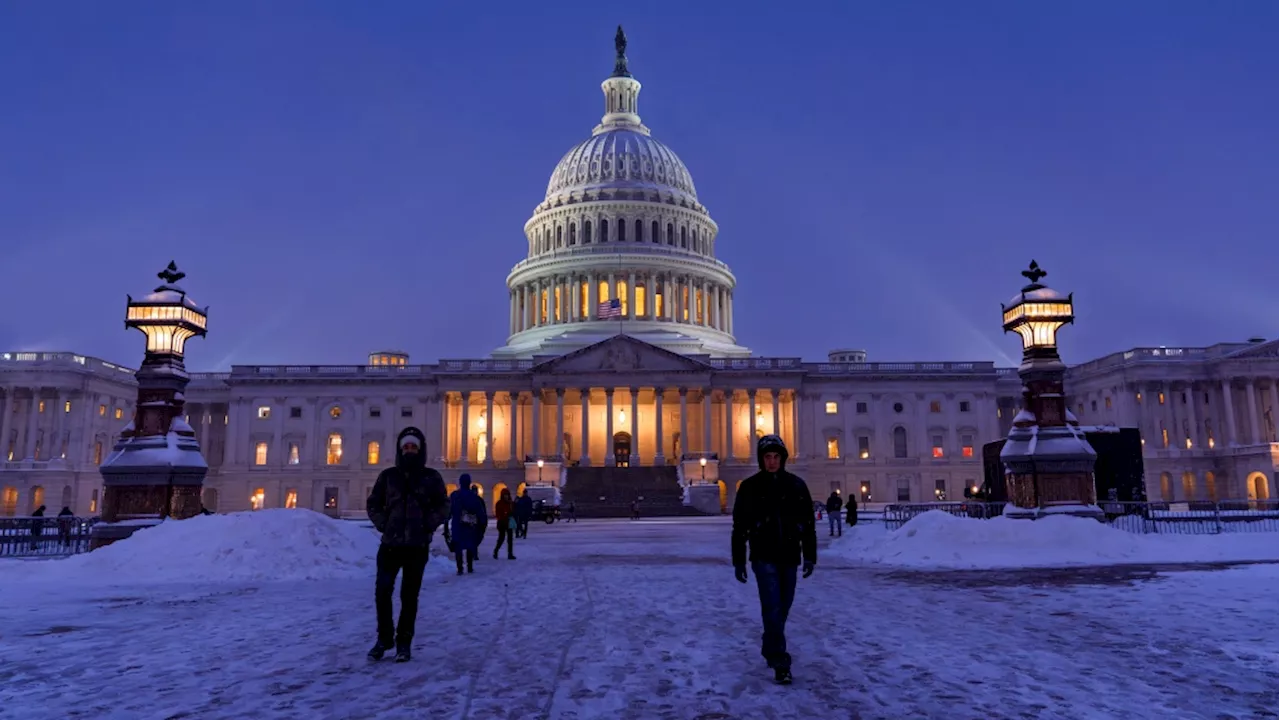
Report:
613,432,632,467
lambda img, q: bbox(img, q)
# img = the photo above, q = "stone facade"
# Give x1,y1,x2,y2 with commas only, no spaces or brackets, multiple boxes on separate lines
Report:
3,338,1275,517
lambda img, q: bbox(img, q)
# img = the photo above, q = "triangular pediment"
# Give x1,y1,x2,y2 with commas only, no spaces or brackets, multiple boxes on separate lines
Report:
532,335,711,374
1226,340,1278,360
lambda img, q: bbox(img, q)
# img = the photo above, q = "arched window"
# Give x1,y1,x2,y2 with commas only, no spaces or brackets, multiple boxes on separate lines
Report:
583,220,592,244
327,433,344,465
555,225,563,247
568,223,577,246
892,427,908,458
635,219,643,243
652,221,660,244
680,226,687,248
667,223,674,245
617,218,625,242
598,219,606,243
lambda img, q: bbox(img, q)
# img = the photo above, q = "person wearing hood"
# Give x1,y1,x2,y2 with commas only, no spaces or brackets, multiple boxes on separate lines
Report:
731,434,816,685
446,473,486,575
492,488,516,560
56,506,75,548
365,427,448,663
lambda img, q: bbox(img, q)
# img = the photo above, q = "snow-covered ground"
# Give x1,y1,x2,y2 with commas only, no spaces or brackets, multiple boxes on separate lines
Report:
0,511,1276,719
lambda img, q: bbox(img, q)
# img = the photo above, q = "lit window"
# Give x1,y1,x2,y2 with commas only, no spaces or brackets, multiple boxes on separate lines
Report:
367,441,380,465
329,406,342,419
64,400,71,413
37,401,45,413
93,442,103,465
324,487,339,509
257,406,271,419
250,488,265,511
1158,392,1165,405
114,408,123,420
932,444,944,458
825,401,837,414
859,483,871,502
254,442,268,466
826,438,840,459
934,480,947,501
288,442,300,465
224,415,228,425
89,489,98,513
997,408,1002,419
929,401,941,413
327,433,343,465
1135,392,1142,402
1161,427,1168,448
1104,397,1112,410
98,404,107,416
284,489,298,509
858,436,870,460
1184,437,1192,449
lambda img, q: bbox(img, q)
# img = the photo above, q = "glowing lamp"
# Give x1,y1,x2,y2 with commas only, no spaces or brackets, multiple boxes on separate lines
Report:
536,459,544,469
125,262,208,357
1000,260,1073,354
699,457,707,467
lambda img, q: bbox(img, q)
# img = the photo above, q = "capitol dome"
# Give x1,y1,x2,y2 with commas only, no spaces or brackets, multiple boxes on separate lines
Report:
545,129,698,203
493,27,749,361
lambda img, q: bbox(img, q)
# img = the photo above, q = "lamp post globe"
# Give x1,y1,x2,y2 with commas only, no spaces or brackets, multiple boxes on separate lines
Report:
1000,259,1073,368
126,261,208,360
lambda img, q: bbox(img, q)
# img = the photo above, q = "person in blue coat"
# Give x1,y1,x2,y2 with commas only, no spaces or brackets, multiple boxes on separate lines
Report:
446,473,487,575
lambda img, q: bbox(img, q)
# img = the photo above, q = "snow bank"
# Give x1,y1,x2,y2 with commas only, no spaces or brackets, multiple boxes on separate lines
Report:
830,511,1279,569
6,509,447,586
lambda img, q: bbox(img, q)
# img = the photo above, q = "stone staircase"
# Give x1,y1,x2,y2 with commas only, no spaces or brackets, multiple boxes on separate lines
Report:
562,465,706,518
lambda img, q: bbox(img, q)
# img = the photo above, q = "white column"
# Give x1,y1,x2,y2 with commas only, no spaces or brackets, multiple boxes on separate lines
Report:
434,393,448,465
678,388,689,460
52,391,67,459
1185,384,1199,448
587,273,597,319
702,390,712,454
457,392,470,467
0,385,13,461
1246,381,1261,444
723,390,735,461
570,277,580,322
605,389,615,466
630,388,639,464
770,389,780,437
23,389,40,459
646,274,656,318
788,391,800,459
726,291,733,334
1269,379,1280,440
1221,380,1238,446
508,391,520,465
654,388,665,465
531,390,542,458
579,388,591,466
484,391,495,467
228,398,245,467
628,272,636,318
555,389,565,459
748,389,758,441
272,397,285,468
710,285,720,330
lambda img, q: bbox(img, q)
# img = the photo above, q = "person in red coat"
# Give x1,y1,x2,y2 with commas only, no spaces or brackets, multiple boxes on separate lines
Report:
492,488,516,560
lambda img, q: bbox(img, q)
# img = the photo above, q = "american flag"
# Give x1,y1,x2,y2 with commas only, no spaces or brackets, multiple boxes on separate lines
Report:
597,298,622,319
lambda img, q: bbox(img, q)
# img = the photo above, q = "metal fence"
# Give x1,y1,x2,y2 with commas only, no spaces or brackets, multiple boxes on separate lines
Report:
0,517,98,557
881,500,1279,535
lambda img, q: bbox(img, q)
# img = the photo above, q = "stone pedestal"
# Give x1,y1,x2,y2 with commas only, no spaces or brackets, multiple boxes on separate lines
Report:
1000,422,1104,521
90,430,209,549
686,484,722,515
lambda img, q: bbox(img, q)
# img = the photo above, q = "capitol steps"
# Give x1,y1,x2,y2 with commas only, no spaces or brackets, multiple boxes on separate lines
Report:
562,466,707,518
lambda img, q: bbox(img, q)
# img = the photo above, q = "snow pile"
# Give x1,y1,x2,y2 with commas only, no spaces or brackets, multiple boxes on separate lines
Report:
10,509,420,586
830,511,1280,569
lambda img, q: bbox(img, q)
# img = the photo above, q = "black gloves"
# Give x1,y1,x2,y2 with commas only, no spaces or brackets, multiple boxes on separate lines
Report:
802,561,815,579
734,566,749,584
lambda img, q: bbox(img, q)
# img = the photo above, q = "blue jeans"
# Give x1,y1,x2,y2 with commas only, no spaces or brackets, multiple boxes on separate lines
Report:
828,513,842,536
752,562,798,669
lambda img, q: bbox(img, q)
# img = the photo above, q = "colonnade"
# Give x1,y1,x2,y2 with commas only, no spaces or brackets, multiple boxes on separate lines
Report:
508,271,733,335
0,386,107,464
445,386,794,468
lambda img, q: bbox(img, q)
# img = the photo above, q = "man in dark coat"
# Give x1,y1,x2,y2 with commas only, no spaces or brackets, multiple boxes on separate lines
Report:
365,427,448,662
825,491,843,537
731,435,816,685
515,490,533,538
446,473,486,575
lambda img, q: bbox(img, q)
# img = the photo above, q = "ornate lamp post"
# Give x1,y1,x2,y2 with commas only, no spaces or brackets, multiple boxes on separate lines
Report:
90,262,210,549
998,261,1102,520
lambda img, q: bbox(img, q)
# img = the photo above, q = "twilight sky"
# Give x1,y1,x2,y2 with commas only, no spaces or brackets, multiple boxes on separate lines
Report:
0,1,1274,370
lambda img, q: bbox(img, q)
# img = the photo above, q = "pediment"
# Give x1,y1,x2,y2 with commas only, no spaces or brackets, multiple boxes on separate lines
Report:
533,335,710,374
1227,341,1278,360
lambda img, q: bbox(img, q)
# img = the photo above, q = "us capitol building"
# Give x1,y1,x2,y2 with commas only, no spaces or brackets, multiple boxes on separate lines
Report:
2,31,1277,517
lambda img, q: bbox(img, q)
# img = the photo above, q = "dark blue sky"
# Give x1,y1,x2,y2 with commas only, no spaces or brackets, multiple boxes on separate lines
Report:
0,1,1273,370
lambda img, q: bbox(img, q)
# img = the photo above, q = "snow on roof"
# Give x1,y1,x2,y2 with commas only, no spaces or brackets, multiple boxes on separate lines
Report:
1006,285,1068,307
101,432,208,471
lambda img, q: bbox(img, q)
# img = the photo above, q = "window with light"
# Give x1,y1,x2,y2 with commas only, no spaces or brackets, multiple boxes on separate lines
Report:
931,434,944,458
250,488,265,511
329,406,342,419
285,490,298,509
367,441,380,465
961,434,974,458
824,401,837,414
826,438,840,459
257,406,271,419
327,433,343,465
254,442,268,466
288,443,300,465
858,436,870,459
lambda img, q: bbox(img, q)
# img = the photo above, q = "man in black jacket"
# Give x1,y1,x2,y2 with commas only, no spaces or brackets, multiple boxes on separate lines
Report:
825,491,843,537
731,434,816,685
366,426,448,663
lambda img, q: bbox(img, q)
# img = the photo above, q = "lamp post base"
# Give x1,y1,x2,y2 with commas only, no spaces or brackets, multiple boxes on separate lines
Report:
1003,502,1105,522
